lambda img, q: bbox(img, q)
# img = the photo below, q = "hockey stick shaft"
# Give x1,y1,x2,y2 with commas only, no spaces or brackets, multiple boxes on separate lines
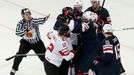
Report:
70,66,73,75
98,0,106,11
97,27,134,33
113,27,134,31
5,53,45,61
102,0,105,8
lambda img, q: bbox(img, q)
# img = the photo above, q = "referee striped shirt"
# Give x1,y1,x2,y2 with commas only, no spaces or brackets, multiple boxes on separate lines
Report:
16,18,46,44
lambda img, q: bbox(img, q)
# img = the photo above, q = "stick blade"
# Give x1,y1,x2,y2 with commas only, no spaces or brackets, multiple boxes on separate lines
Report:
5,55,15,61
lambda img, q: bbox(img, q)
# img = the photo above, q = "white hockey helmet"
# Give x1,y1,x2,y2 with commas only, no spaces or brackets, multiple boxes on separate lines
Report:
74,0,82,8
103,24,113,33
82,11,98,22
90,0,100,2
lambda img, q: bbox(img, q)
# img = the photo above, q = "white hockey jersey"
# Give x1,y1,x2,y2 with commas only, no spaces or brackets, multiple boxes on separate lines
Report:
45,30,74,67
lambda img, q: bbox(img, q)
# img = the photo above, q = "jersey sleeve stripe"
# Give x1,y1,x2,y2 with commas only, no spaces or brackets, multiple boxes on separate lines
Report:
103,50,113,54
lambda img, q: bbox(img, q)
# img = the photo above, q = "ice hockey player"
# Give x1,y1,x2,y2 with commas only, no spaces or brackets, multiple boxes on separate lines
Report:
53,7,75,75
44,25,74,75
10,8,50,75
53,4,83,74
93,24,122,75
68,0,84,74
85,0,112,42
73,0,83,21
67,11,101,75
53,7,73,30
71,0,83,44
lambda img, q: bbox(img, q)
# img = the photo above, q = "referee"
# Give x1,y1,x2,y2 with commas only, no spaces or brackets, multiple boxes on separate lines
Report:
10,8,50,75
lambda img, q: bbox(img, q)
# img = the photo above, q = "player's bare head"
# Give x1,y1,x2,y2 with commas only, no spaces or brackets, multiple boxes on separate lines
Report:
58,24,70,36
21,8,32,21
90,0,100,10
102,24,113,37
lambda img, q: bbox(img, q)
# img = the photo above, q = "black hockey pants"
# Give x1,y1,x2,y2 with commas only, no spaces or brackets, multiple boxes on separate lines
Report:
12,39,46,71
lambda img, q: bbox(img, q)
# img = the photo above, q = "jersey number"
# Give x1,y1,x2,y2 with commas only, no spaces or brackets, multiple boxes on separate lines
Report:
47,43,54,52
114,43,120,60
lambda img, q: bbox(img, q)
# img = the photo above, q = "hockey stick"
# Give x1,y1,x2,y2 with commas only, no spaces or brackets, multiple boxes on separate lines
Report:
113,27,134,31
69,43,83,75
101,0,105,8
5,53,45,61
98,0,105,11
97,27,134,33
70,60,73,75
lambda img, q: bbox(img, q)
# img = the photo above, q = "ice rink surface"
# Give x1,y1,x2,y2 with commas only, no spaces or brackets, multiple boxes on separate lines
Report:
0,0,134,75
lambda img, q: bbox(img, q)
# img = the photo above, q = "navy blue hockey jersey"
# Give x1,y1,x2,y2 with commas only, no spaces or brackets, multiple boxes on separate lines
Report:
70,20,101,72
85,7,111,26
101,35,120,62
94,35,121,75
85,7,111,41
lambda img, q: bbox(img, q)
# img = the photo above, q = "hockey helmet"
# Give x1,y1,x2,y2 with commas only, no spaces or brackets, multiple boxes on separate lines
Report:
90,0,100,3
62,7,73,19
21,8,31,15
58,24,70,35
57,14,69,23
82,11,98,22
74,0,83,8
103,24,113,33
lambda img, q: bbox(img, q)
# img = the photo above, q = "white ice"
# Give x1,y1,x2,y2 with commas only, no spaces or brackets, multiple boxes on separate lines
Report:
0,0,134,75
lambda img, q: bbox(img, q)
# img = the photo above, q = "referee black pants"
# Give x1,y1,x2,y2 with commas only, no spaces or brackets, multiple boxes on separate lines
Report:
12,39,46,71
44,59,69,75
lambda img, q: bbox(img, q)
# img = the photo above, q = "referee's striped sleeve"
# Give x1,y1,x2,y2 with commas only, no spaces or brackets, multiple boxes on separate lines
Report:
16,21,27,37
32,18,45,25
